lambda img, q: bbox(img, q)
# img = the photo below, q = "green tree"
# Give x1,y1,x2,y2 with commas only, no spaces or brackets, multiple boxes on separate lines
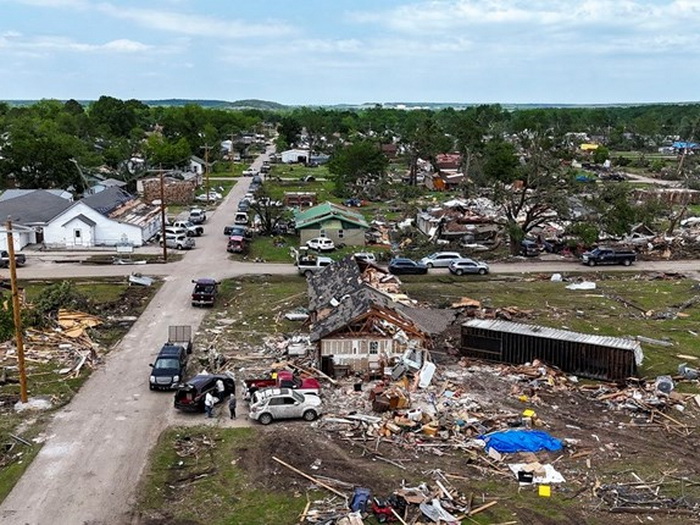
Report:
592,145,610,164
328,141,388,198
278,116,302,148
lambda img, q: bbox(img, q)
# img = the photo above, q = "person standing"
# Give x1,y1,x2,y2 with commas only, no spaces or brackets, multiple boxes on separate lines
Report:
204,391,217,418
215,378,225,401
228,394,237,419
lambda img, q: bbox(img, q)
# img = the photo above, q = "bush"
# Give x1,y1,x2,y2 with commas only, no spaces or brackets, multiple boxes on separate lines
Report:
27,281,90,327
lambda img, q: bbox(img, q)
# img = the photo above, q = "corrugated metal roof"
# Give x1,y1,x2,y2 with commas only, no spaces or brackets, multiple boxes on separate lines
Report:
463,319,642,353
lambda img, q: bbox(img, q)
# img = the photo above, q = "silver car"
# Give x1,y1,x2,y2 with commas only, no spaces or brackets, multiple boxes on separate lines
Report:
160,234,195,250
448,258,489,276
419,251,464,268
249,388,322,425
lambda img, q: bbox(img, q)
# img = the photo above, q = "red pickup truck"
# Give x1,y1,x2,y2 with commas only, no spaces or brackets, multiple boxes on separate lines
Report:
244,370,321,400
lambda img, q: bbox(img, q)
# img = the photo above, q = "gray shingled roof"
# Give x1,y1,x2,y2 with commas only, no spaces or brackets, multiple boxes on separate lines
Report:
0,190,74,224
81,187,134,215
308,255,455,341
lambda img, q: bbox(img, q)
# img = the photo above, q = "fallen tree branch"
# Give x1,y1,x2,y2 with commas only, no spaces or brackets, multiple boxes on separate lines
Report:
272,456,347,500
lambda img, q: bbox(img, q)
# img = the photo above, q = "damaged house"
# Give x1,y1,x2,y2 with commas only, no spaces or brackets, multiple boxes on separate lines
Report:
307,256,455,377
416,198,501,245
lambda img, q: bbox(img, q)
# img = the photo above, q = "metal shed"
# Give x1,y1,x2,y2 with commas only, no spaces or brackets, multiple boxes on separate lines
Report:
461,319,643,381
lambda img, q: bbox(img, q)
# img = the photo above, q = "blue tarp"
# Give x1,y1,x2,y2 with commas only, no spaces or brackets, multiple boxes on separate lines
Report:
482,430,563,454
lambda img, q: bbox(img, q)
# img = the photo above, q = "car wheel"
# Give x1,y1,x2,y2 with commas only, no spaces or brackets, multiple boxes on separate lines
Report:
426,263,433,269
588,260,596,267
303,410,317,422
455,269,464,276
259,413,273,425
623,259,631,266
304,270,313,277
177,244,183,250
478,268,487,275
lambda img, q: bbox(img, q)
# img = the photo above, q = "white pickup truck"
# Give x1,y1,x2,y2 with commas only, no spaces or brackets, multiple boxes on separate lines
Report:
297,254,333,277
172,220,204,237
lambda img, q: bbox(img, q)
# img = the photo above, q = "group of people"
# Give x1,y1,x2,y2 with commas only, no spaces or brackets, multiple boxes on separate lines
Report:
204,378,237,419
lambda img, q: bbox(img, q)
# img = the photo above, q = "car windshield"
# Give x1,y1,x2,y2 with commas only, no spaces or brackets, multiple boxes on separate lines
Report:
154,358,179,369
195,284,215,294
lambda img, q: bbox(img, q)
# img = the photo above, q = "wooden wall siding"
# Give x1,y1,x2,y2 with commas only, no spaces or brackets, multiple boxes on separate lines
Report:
460,325,637,381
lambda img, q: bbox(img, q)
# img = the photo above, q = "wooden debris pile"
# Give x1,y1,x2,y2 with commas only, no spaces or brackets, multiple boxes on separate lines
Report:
595,472,700,517
450,297,534,321
0,309,103,379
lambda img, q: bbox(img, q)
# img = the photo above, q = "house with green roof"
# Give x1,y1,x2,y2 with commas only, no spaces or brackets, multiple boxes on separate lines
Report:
294,202,369,246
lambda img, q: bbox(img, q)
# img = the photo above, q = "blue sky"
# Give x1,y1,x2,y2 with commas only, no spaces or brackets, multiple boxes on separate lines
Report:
1,0,699,105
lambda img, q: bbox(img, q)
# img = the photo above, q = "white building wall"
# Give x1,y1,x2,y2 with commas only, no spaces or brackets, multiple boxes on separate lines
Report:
281,149,310,164
44,203,144,247
0,230,35,251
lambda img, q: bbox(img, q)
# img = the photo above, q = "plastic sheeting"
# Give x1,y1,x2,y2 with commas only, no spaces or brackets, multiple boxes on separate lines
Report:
482,430,563,454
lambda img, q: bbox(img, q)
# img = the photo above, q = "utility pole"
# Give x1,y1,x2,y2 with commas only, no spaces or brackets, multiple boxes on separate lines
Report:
159,168,167,263
204,144,211,205
5,219,27,403
230,133,236,177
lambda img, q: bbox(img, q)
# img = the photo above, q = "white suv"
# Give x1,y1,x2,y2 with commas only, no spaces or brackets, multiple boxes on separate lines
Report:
419,251,464,269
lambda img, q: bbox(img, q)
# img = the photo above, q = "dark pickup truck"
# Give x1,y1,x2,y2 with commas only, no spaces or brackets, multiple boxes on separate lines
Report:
581,248,636,267
149,326,192,390
0,251,26,268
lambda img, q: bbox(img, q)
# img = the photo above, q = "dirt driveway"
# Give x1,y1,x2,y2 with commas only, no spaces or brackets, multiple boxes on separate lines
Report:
0,176,254,525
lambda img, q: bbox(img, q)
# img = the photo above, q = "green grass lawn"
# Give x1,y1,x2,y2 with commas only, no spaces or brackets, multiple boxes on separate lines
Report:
401,273,700,377
137,427,312,525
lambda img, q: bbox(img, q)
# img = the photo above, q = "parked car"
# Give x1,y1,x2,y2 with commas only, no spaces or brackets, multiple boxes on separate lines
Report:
353,252,377,264
234,211,249,225
388,258,428,275
171,220,204,237
160,234,195,250
306,237,335,252
244,370,321,400
520,240,542,257
174,374,236,412
223,225,252,238
419,252,464,269
191,278,219,307
248,388,322,425
242,168,258,176
195,191,223,201
0,250,26,268
226,235,248,254
581,247,637,266
448,258,490,276
297,253,334,276
189,208,206,224
237,200,250,212
149,342,189,391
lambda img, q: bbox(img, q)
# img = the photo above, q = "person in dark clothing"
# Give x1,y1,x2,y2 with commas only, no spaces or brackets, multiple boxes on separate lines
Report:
228,394,237,419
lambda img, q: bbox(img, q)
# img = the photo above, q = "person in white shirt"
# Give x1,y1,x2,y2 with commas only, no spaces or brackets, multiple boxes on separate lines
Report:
204,391,217,418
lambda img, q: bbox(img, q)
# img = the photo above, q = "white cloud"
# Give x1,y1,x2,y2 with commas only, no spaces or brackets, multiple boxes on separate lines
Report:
95,3,296,39
0,34,153,54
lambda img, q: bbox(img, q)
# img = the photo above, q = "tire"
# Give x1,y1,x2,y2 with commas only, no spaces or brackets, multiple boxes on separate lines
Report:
623,259,631,266
259,413,273,425
588,259,596,267
455,269,464,276
426,263,433,269
304,270,313,278
303,410,317,422
478,268,487,275
177,244,183,250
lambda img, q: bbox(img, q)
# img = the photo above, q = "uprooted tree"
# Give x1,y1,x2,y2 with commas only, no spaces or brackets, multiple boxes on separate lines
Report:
476,137,572,254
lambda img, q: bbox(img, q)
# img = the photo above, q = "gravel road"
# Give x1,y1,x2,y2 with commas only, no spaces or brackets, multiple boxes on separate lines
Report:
0,153,270,525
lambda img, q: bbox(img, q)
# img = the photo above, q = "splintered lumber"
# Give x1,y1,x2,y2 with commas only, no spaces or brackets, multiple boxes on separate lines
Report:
272,456,347,499
288,362,337,385
469,500,498,516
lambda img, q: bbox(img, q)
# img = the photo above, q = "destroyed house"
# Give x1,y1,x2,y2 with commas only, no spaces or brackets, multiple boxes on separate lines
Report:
461,319,643,381
308,256,454,376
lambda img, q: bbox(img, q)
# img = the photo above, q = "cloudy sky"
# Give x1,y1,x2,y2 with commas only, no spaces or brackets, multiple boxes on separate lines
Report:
1,0,699,105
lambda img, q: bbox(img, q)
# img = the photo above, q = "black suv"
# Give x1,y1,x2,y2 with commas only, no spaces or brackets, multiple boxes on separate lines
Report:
149,344,189,390
174,374,236,412
191,278,219,307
